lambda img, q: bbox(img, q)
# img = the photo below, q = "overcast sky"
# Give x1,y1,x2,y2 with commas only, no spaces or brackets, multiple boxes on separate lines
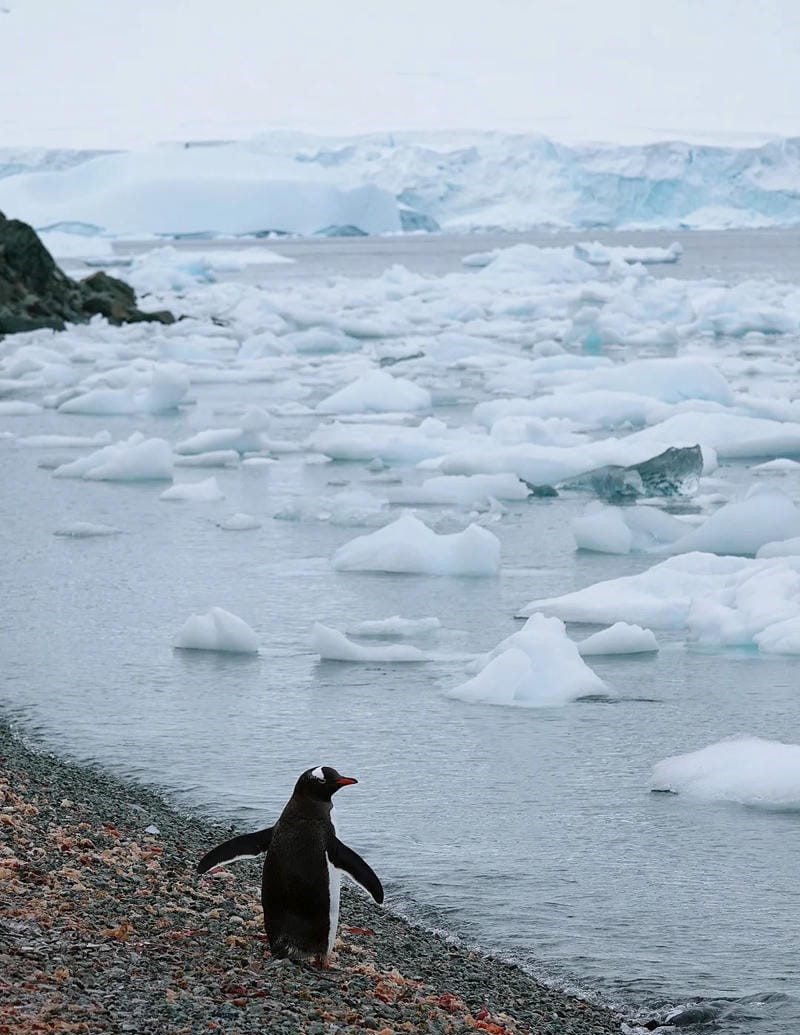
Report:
2,0,799,148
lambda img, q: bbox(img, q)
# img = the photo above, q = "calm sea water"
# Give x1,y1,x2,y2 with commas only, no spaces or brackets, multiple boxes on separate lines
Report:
3,230,800,1033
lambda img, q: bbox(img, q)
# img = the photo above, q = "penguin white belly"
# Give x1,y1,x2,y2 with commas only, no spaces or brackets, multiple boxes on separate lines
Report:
326,855,341,956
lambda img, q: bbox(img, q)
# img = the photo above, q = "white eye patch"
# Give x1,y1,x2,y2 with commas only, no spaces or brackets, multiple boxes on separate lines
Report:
311,766,325,781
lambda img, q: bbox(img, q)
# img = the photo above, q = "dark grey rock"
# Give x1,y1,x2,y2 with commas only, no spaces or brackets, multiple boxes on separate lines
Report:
0,210,174,336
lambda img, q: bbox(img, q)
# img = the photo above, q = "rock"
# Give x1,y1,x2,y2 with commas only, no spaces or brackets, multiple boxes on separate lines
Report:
0,211,174,336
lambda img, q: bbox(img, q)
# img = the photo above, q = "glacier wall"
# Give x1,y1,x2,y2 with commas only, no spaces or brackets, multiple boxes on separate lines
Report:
0,132,799,236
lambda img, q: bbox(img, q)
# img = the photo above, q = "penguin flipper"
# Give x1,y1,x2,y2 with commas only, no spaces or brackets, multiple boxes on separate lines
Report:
329,838,384,904
197,827,273,874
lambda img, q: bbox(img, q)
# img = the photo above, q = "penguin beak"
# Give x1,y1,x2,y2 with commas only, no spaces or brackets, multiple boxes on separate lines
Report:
335,776,358,787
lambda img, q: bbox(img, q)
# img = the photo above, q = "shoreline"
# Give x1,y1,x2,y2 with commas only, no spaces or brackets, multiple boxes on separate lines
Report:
0,719,627,1034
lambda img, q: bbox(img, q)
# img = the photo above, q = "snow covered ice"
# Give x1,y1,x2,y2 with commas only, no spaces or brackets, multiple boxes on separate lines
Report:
651,737,800,808
173,607,259,654
331,513,501,576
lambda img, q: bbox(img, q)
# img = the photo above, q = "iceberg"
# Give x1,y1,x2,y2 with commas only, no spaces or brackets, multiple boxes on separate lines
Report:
58,364,189,416
577,623,658,655
446,613,608,708
562,445,704,501
311,623,428,662
159,476,225,502
663,487,800,557
174,607,260,654
53,432,173,481
571,502,688,554
331,513,501,576
316,371,431,414
652,737,800,808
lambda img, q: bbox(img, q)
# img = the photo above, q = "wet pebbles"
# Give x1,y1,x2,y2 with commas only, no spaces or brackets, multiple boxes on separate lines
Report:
0,722,624,1034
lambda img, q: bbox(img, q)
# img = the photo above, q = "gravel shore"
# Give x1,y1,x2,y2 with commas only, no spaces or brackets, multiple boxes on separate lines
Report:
0,721,626,1035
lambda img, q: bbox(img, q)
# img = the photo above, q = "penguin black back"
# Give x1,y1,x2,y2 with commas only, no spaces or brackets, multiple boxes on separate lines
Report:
197,765,383,963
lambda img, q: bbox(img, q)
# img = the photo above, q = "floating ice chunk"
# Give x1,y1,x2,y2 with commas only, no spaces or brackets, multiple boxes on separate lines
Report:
385,473,530,506
316,371,431,414
311,623,427,662
53,522,121,537
752,458,800,474
570,359,733,406
174,450,240,468
332,513,500,576
126,244,293,293
572,502,688,554
346,616,440,637
175,406,271,455
160,477,225,502
574,241,682,265
0,401,42,415
519,552,749,629
53,433,173,481
58,364,189,416
310,417,476,464
663,488,800,557
577,623,658,655
217,512,261,531
174,607,259,654
462,244,595,281
563,445,704,500
651,737,800,807
757,537,800,559
446,614,607,708
16,431,113,448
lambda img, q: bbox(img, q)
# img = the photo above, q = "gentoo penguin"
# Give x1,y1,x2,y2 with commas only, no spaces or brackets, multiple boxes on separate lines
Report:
197,766,383,963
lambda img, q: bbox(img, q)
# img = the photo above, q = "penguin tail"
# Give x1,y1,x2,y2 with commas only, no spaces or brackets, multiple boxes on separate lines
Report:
197,826,273,874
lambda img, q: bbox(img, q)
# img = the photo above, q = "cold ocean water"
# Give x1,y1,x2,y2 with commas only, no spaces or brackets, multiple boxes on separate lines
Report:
3,230,800,1034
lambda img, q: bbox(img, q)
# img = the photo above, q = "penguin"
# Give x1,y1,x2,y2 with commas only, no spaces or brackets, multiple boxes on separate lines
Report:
197,766,383,964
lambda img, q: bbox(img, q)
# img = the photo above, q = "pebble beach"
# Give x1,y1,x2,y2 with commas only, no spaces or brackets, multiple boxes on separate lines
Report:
0,721,625,1035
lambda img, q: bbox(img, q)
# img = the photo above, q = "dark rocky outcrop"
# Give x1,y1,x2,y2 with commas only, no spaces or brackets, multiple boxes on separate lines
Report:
0,211,174,336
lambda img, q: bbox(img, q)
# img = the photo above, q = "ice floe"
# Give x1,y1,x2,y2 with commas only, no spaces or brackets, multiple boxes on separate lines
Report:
57,363,188,415
160,476,225,502
53,433,173,481
346,616,441,637
53,522,121,537
572,502,688,554
174,607,259,653
577,623,658,655
331,513,501,576
651,737,800,808
446,613,608,708
311,623,428,662
316,371,431,414
385,473,530,507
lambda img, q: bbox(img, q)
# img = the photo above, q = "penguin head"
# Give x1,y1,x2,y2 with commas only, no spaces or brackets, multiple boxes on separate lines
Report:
296,765,358,801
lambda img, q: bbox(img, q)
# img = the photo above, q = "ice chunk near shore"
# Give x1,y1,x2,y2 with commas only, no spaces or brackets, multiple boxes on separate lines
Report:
446,614,607,708
174,607,259,654
752,458,800,474
53,522,121,537
316,371,431,414
58,364,188,415
175,407,271,455
574,241,682,265
385,473,530,506
311,623,428,662
347,616,441,637
53,433,173,481
160,477,224,502
577,623,658,655
332,513,501,576
572,503,688,554
663,487,800,557
651,737,800,808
